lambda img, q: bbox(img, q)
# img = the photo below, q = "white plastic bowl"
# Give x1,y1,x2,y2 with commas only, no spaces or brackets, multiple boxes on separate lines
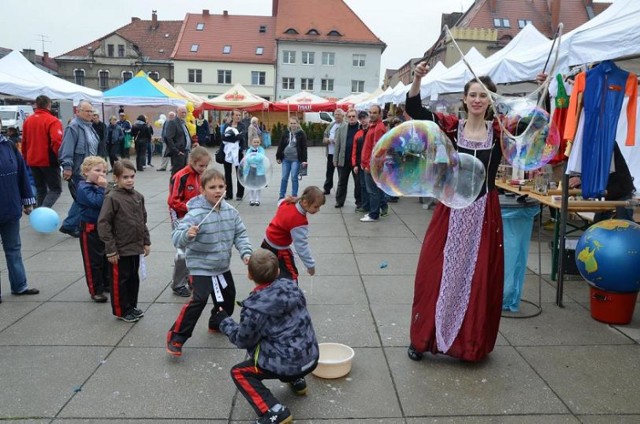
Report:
312,342,355,379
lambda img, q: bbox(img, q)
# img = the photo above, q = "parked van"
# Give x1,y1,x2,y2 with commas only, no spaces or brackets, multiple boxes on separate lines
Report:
0,105,34,133
303,111,334,125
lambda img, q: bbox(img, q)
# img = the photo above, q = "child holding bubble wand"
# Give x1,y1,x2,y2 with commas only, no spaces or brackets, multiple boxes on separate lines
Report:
166,168,252,357
405,61,505,363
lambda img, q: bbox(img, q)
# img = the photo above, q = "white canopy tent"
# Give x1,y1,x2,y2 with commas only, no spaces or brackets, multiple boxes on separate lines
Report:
420,48,485,100
0,50,103,103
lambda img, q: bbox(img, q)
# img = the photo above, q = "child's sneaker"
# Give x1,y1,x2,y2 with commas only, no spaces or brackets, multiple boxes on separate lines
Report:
380,207,389,217
166,338,183,357
117,312,139,323
288,377,307,395
132,308,144,318
256,405,292,424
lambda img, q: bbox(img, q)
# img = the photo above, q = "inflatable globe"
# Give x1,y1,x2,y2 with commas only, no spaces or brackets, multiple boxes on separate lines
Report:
575,219,640,293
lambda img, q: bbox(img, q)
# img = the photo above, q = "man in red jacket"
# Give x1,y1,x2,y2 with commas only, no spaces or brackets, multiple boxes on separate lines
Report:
359,105,388,222
21,95,63,208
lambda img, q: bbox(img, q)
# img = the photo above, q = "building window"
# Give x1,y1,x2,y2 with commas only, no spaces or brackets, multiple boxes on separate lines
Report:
74,69,85,86
327,30,342,36
251,71,266,86
321,78,334,91
282,50,295,64
190,44,199,52
218,69,231,84
306,29,320,35
302,51,315,65
196,23,204,31
284,28,298,34
259,25,266,33
118,44,125,57
148,71,159,81
107,44,114,57
494,18,511,28
188,69,202,83
322,52,335,66
518,19,532,29
98,70,109,90
223,45,231,54
282,77,295,90
256,47,264,55
352,54,366,67
301,78,314,91
351,80,365,93
122,71,133,82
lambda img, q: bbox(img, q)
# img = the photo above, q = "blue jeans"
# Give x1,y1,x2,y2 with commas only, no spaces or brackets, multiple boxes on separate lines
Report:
358,170,370,211
364,171,387,219
0,219,28,294
62,174,82,232
280,159,300,198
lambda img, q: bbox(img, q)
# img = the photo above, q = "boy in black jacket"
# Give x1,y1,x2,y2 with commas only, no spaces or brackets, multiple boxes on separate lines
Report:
211,249,318,424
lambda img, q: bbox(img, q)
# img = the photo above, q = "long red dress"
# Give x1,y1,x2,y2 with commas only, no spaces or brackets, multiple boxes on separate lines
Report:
406,94,504,362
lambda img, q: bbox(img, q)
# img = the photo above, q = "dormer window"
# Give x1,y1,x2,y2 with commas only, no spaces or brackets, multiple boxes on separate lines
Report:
259,25,266,33
306,29,320,35
196,23,204,31
190,44,199,52
327,30,342,36
256,47,264,55
223,45,231,54
284,28,299,34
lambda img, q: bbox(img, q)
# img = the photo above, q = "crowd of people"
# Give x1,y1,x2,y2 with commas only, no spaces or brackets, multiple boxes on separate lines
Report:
1,77,635,422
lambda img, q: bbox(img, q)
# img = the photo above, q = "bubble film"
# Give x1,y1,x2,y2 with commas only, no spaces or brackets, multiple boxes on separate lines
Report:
370,120,459,197
439,153,486,209
494,95,560,171
238,152,272,190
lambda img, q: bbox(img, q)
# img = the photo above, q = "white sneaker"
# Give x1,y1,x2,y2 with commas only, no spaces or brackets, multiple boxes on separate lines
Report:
360,214,378,222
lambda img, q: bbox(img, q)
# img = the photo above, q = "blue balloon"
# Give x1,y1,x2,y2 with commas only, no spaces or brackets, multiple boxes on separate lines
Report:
575,219,640,293
29,207,60,233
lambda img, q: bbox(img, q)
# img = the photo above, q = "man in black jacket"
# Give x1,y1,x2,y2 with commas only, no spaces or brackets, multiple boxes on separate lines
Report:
164,106,191,176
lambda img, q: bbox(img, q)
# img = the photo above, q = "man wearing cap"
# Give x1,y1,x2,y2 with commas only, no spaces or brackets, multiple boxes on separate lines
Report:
21,95,64,208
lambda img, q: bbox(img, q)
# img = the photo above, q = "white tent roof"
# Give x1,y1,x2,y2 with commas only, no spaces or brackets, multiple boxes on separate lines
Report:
0,50,103,103
421,47,485,99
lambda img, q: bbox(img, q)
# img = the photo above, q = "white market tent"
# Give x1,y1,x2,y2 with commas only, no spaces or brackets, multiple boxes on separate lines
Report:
420,48,485,100
0,50,103,103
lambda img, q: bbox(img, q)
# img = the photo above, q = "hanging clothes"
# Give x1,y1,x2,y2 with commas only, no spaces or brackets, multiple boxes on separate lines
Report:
549,74,570,165
563,61,637,198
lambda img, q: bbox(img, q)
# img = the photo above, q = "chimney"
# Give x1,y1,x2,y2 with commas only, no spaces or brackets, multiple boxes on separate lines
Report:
488,0,497,12
131,17,140,23
43,52,49,60
550,0,561,31
223,10,228,17
22,48,36,63
203,9,209,16
152,10,158,29
272,0,279,17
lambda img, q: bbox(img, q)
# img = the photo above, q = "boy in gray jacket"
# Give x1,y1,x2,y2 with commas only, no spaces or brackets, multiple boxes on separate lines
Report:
211,249,319,424
167,169,252,356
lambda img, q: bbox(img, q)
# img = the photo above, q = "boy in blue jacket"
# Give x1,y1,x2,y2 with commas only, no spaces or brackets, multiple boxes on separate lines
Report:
211,248,319,424
76,156,110,302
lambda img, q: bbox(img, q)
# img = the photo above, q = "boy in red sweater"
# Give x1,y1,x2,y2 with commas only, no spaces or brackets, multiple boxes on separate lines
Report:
261,186,325,283
167,146,211,296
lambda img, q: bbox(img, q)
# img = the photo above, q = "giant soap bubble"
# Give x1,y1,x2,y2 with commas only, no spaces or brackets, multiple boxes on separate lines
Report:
439,153,486,209
238,152,272,190
371,120,485,208
494,94,560,171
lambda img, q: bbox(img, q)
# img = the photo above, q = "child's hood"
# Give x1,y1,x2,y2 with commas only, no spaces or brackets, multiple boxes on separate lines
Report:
186,194,214,211
243,278,304,318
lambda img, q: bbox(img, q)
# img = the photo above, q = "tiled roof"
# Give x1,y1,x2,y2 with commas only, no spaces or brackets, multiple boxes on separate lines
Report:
274,0,385,47
56,14,182,61
457,0,611,39
172,12,277,63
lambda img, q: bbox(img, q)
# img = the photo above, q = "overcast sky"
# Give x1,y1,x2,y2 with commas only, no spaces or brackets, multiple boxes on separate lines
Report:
0,0,476,73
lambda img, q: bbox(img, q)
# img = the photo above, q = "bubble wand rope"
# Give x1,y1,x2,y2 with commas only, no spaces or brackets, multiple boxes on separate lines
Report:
197,190,226,229
443,24,564,137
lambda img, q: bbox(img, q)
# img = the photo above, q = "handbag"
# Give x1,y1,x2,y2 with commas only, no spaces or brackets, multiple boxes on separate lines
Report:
215,145,225,164
124,133,133,149
298,162,308,180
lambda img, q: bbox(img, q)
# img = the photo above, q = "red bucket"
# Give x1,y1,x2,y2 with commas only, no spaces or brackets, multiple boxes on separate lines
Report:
589,286,638,325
